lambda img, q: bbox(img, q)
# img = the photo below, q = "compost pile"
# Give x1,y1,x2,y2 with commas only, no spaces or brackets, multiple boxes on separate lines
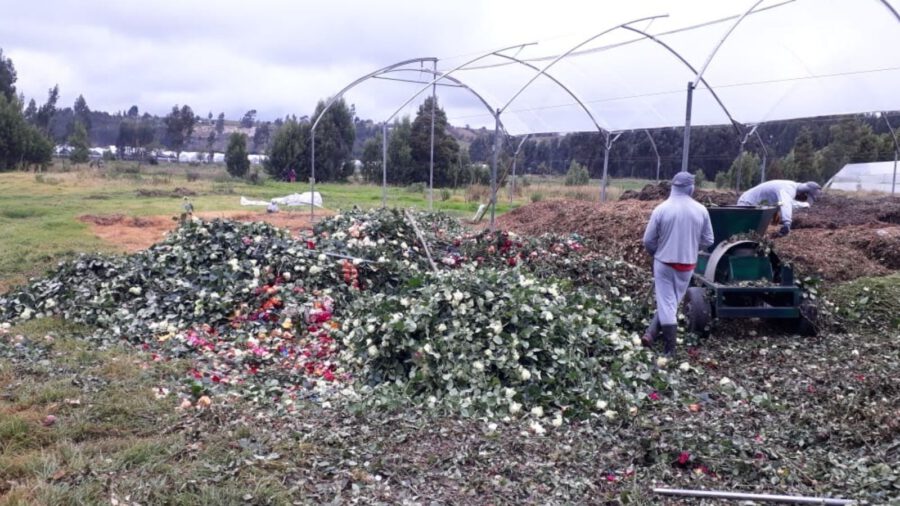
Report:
503,190,900,281
0,209,665,420
620,181,737,206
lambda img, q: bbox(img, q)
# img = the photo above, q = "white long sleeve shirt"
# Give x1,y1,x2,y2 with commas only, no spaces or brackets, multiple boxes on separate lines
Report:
737,180,800,227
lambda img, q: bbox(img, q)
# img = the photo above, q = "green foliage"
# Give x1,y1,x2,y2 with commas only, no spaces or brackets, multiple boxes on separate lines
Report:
225,132,250,178
0,94,53,171
73,94,92,133
252,122,270,153
716,152,760,191
116,118,155,160
530,192,543,203
34,84,59,135
440,188,451,201
387,117,414,183
264,117,308,181
829,274,900,331
410,97,460,187
406,182,425,194
311,97,355,182
215,112,225,135
68,121,90,164
564,160,590,186
693,168,706,187
163,104,196,157
360,136,383,183
0,47,17,102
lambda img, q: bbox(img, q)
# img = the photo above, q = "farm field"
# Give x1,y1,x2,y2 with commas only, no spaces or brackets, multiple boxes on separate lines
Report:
0,167,898,505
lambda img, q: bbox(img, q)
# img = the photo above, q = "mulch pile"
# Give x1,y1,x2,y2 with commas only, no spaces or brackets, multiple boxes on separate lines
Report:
500,190,900,282
620,182,737,207
497,200,653,268
791,193,900,229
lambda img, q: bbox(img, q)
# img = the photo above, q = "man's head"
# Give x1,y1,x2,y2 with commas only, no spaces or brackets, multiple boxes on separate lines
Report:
796,181,822,202
671,172,695,196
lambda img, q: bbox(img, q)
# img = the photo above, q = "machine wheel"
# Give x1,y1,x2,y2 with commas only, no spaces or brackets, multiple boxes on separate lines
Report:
684,287,711,338
796,299,818,336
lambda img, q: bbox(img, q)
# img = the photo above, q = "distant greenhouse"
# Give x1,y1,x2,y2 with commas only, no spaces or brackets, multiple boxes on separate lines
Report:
826,161,898,194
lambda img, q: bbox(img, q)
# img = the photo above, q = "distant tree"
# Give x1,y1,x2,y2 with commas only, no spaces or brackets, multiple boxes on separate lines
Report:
225,132,250,178
387,117,414,184
0,48,17,102
792,127,815,179
206,130,216,158
264,117,309,181
207,111,213,121
252,122,270,153
23,98,36,123
240,109,257,128
215,112,225,135
34,84,59,134
693,168,706,187
361,136,383,182
409,96,459,187
310,98,355,182
564,160,590,186
73,94,92,133
127,105,139,117
716,152,760,191
68,121,90,163
0,94,52,171
163,104,196,160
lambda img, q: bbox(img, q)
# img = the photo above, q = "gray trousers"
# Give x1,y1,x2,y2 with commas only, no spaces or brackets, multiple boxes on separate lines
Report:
652,259,694,326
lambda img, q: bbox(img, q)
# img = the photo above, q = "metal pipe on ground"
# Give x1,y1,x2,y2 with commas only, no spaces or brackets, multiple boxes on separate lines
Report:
653,488,854,505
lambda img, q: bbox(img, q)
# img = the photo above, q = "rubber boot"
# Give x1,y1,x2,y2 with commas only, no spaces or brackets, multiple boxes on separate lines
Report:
661,324,677,357
642,314,661,347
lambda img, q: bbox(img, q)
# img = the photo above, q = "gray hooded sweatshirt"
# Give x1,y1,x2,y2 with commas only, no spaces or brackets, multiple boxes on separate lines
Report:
737,180,801,227
642,173,715,264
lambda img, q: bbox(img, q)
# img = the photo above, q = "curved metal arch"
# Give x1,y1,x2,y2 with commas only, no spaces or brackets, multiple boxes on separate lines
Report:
694,0,765,88
310,57,436,132
620,24,742,136
489,52,607,135
499,15,667,115
378,67,505,134
383,42,536,125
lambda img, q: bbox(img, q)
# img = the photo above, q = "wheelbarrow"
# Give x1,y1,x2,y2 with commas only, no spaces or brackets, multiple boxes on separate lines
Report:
684,206,817,337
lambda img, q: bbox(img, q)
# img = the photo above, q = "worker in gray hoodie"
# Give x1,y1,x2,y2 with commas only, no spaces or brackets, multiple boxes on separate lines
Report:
737,180,822,236
641,172,714,356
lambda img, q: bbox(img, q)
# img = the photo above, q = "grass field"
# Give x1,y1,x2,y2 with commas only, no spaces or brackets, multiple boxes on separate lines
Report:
0,161,652,290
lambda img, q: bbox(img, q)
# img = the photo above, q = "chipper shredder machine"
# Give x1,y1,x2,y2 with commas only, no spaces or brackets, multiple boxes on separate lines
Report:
683,206,816,336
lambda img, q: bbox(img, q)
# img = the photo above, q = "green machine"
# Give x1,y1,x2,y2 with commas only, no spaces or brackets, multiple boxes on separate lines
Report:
684,206,816,336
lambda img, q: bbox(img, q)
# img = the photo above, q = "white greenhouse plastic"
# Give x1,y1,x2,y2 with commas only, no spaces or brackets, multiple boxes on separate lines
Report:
826,161,899,193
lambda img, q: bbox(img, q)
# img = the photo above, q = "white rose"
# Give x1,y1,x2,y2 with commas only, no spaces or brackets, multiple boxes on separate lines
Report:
529,421,546,435
595,400,608,410
282,272,291,281
20,308,33,321
679,362,691,372
487,422,498,432
656,357,669,368
437,323,447,333
603,410,617,419
719,377,732,386
368,345,379,357
509,402,522,414
552,414,563,427
530,406,544,418
519,368,532,381
129,286,142,295
473,361,484,371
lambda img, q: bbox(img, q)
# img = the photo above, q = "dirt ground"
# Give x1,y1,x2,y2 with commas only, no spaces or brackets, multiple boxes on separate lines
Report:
498,189,900,282
79,209,332,253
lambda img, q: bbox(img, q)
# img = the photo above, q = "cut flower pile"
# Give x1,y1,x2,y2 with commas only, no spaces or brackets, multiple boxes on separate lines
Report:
1,208,668,420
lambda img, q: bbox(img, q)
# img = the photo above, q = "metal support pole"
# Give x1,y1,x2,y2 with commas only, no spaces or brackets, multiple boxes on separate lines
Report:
382,122,388,208
643,130,660,182
883,113,899,195
601,138,611,202
489,109,501,231
310,128,315,221
510,135,530,204
654,488,853,505
428,60,437,210
601,132,622,202
680,82,694,174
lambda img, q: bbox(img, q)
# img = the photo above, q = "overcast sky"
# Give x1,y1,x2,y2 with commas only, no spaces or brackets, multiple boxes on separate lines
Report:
3,0,899,133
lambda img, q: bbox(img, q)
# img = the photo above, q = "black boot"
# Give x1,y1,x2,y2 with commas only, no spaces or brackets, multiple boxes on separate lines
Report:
642,314,661,347
661,325,677,357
